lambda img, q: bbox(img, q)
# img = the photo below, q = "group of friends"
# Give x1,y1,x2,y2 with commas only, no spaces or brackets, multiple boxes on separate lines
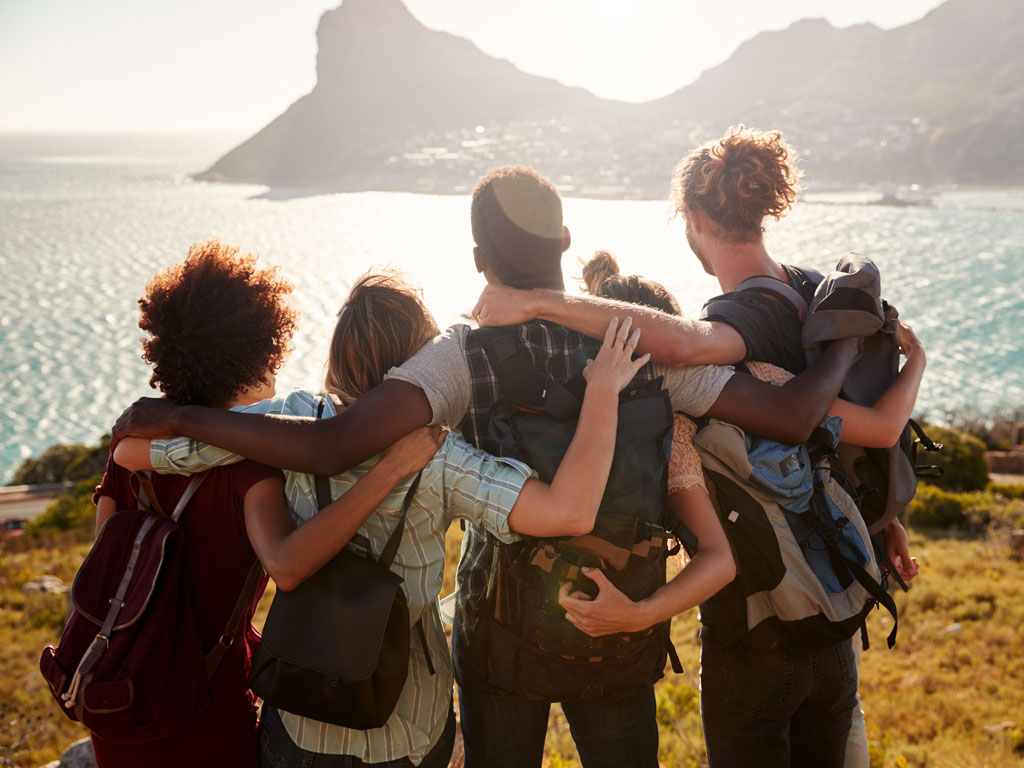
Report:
98,126,925,768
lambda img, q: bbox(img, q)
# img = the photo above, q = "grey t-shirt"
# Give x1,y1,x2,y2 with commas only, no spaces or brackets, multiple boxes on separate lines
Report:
385,323,734,427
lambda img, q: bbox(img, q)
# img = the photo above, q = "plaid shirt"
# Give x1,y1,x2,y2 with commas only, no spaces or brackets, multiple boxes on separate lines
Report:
455,322,657,652
386,320,733,676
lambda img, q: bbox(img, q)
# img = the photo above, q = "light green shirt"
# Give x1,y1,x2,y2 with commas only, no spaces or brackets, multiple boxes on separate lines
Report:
150,389,535,764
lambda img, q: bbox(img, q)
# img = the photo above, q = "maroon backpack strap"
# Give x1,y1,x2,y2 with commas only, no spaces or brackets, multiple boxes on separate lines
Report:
131,472,166,517
130,471,208,521
204,559,265,680
62,514,162,711
170,472,209,522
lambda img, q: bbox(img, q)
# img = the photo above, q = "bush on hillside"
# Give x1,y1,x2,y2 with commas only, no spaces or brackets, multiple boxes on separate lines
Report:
906,484,967,528
906,485,1024,531
26,476,101,536
917,425,989,492
9,435,110,486
988,481,1024,500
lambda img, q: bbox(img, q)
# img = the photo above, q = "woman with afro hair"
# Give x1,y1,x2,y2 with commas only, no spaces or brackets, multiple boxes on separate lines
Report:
90,241,441,768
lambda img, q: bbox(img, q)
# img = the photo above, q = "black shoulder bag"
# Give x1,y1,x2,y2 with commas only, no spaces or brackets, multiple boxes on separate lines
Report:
249,398,425,729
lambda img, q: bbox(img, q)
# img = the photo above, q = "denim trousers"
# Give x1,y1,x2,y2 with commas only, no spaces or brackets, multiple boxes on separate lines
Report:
453,634,660,768
257,703,456,768
700,632,859,768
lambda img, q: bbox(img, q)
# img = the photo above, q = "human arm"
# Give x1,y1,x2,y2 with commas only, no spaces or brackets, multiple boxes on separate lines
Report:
505,317,651,537
243,426,444,591
113,392,332,476
559,485,736,636
95,496,117,535
473,285,746,366
112,438,155,472
830,321,926,448
110,379,432,477
698,336,861,444
882,518,919,583
744,321,926,449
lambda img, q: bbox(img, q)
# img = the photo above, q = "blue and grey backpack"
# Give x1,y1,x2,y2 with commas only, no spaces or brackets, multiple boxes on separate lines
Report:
695,254,941,650
694,415,898,650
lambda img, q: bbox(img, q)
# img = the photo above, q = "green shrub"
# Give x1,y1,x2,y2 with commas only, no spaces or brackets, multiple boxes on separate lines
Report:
9,435,109,486
26,476,101,536
988,482,1024,500
918,425,989,491
906,485,967,528
906,485,1024,531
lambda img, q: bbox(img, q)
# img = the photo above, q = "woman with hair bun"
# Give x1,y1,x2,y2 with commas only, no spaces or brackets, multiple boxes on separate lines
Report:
561,251,737,649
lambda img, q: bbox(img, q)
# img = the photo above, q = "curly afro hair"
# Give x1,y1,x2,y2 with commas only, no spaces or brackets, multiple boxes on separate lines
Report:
138,240,297,408
671,125,801,242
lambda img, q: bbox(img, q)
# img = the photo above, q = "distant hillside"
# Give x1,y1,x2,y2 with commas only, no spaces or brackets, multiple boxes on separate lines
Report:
647,0,1024,185
199,0,1024,195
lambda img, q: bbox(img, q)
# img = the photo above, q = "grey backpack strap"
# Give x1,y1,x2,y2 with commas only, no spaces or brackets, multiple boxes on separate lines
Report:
735,275,809,317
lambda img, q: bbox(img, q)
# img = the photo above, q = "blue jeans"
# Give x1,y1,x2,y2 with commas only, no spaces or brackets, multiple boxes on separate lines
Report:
454,636,659,768
257,703,456,768
699,632,858,768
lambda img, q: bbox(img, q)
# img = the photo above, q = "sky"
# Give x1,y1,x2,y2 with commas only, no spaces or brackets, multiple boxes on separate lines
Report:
0,0,946,134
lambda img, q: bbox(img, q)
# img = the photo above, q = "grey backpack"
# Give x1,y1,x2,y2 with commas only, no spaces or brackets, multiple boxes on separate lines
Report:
736,254,942,547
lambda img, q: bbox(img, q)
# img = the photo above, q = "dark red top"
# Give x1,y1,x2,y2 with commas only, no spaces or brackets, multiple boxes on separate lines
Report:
91,455,281,768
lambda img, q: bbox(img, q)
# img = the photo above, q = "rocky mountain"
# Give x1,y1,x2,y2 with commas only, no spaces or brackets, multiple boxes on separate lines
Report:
198,0,635,191
198,0,1024,195
647,0,1024,184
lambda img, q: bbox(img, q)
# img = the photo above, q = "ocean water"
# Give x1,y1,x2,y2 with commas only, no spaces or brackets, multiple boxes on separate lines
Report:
1,134,1022,483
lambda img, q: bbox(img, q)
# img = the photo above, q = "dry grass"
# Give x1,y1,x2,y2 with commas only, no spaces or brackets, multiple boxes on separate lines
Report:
4,525,1022,767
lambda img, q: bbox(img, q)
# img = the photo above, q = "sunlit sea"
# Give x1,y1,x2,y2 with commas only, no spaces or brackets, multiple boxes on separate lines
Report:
2,133,1023,483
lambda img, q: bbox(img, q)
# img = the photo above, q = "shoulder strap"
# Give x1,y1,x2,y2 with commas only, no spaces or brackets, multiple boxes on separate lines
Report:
130,470,208,523
734,275,809,318
473,327,545,406
131,472,164,516
170,472,209,522
312,396,374,552
378,471,423,569
313,396,333,510
122,466,259,681
473,327,581,420
204,558,264,680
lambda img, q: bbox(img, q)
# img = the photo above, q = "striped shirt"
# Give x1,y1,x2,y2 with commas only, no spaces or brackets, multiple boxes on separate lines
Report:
149,389,535,765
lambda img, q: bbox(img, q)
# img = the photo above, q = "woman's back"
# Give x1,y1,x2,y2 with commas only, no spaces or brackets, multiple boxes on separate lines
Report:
90,455,277,768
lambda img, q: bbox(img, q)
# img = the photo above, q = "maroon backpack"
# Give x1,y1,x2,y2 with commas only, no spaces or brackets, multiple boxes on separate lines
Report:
39,471,262,744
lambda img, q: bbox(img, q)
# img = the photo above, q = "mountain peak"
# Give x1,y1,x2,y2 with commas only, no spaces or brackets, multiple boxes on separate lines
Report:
333,0,418,26
200,0,1024,191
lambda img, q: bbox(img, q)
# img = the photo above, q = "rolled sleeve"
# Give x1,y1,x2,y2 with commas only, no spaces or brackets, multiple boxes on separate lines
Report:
150,436,242,475
436,433,535,543
148,390,327,475
656,362,734,417
384,325,473,429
